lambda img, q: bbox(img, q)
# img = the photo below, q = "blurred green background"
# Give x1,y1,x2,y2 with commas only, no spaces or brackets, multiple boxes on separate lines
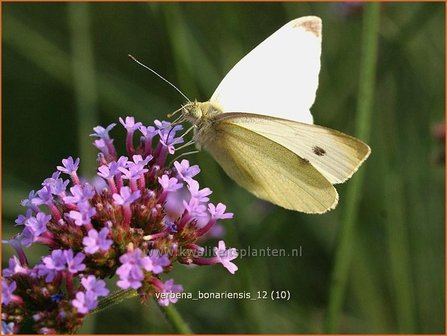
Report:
2,2,445,334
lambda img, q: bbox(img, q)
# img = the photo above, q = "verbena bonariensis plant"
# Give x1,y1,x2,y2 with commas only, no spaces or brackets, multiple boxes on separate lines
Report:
1,117,237,334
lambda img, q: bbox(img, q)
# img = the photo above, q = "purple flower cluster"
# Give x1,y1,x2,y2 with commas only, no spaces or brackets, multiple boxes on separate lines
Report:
72,276,109,314
2,117,237,334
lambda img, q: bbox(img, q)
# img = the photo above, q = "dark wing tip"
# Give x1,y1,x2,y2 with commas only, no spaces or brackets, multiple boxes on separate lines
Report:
290,16,322,38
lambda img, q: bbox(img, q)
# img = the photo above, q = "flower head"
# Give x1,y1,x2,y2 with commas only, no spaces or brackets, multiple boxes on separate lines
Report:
2,117,236,334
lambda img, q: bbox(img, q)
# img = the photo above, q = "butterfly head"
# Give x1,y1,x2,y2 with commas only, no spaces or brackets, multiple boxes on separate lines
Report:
182,101,203,124
181,101,223,126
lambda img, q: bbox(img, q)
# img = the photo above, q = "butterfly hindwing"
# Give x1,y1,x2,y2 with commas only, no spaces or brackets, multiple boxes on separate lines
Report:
199,116,338,214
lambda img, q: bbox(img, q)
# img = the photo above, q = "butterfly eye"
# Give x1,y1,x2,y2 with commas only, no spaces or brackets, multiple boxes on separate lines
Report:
190,106,203,120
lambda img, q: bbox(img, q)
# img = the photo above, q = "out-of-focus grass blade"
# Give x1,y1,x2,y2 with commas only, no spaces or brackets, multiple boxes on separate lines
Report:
384,173,416,332
3,14,164,120
324,3,380,332
68,3,98,176
158,3,220,96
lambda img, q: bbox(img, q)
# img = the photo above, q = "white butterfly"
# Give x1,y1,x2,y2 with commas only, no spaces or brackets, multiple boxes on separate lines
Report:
181,16,371,214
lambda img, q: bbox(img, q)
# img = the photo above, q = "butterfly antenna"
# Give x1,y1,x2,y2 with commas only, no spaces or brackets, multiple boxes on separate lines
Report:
128,54,191,102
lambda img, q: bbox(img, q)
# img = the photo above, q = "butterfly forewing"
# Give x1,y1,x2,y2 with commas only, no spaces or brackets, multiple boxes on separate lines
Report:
210,16,322,125
215,113,371,185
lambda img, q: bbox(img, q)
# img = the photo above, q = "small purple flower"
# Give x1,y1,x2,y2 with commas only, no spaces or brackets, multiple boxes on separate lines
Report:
116,156,129,168
158,175,183,192
208,203,233,220
81,275,109,297
3,256,27,277
43,172,69,195
15,209,33,226
32,186,54,206
183,198,208,219
91,123,116,140
132,154,152,167
2,235,28,266
116,248,152,289
119,116,142,132
72,291,98,314
21,227,37,247
42,249,66,271
94,139,108,154
174,160,200,182
21,190,39,210
149,253,170,274
139,125,157,138
160,136,184,155
154,120,173,132
57,157,80,175
1,321,15,335
155,121,184,154
68,202,96,226
97,165,114,179
83,228,113,254
2,279,17,305
119,163,148,181
63,184,95,205
214,240,238,274
32,264,57,283
157,279,183,306
64,250,86,273
25,212,51,237
112,186,141,206
35,186,54,205
187,180,212,203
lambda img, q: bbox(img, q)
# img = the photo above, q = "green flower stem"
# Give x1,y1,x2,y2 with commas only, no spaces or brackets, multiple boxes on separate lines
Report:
91,289,138,315
156,300,193,334
324,3,380,333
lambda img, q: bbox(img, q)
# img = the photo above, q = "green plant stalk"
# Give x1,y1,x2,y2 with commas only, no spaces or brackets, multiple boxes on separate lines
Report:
92,289,192,333
324,3,380,333
385,174,416,332
68,3,98,176
157,300,193,334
